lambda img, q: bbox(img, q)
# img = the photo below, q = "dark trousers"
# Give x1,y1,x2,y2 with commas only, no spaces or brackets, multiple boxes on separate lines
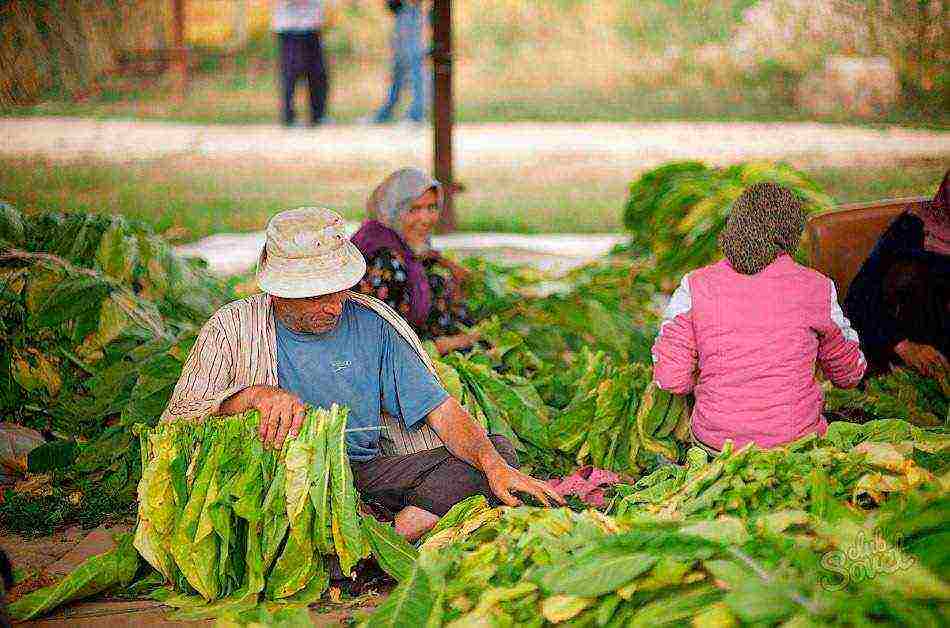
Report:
278,31,329,125
351,435,519,517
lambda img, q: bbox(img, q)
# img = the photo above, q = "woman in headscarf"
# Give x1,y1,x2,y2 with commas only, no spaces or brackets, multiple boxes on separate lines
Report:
845,170,950,379
351,168,479,355
651,182,866,453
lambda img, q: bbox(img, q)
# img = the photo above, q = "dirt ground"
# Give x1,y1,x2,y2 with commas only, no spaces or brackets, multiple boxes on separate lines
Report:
0,526,387,626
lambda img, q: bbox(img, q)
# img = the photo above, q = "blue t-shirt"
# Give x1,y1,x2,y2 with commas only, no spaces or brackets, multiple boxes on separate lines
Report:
275,300,448,461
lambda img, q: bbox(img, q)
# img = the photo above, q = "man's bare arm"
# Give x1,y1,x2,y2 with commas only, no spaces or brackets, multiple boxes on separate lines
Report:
426,397,564,507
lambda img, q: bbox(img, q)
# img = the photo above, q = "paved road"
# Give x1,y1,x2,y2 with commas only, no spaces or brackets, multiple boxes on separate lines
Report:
2,117,948,169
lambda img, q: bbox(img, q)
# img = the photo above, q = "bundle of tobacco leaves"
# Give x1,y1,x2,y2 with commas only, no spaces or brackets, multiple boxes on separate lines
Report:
612,421,949,520
363,423,949,628
542,350,691,476
10,406,420,621
622,161,834,284
0,204,232,529
824,368,949,427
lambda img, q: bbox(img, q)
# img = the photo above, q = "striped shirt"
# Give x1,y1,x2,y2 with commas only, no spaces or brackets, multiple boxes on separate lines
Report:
161,291,445,456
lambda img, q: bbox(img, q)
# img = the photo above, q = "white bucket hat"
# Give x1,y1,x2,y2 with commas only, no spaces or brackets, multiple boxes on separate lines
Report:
257,207,367,298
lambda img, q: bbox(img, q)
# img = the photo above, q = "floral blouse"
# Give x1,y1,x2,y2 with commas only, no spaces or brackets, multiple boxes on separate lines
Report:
356,249,474,340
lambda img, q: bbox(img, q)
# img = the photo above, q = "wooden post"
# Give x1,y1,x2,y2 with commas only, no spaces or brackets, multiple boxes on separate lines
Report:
171,0,188,97
432,0,455,232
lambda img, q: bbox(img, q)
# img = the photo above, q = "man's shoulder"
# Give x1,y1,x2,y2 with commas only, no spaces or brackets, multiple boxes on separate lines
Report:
208,293,270,327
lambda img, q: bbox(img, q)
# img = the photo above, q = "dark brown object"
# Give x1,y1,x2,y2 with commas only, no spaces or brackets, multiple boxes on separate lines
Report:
171,0,188,97
432,0,455,232
804,197,929,303
351,435,518,517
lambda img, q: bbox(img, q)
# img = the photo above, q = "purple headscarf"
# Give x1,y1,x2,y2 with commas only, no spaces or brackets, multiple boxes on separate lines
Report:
351,168,443,326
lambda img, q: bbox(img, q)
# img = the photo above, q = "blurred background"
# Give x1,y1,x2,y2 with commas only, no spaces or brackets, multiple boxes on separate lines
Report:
0,0,948,241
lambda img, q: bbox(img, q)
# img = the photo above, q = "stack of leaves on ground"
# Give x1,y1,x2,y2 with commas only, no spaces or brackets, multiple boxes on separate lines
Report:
825,368,949,427
363,419,949,627
9,406,420,621
434,343,693,480
0,203,232,530
463,252,660,367
612,420,948,519
622,161,834,285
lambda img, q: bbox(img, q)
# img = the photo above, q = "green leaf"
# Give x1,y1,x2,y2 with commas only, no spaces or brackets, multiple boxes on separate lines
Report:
9,533,140,620
359,563,442,628
534,548,657,597
327,405,366,576
362,515,419,582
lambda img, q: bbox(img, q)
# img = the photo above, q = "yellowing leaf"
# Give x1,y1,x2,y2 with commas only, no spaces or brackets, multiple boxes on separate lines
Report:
541,595,593,623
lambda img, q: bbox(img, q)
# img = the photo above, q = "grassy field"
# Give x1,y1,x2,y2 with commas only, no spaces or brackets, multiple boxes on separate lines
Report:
2,155,946,242
4,1,947,128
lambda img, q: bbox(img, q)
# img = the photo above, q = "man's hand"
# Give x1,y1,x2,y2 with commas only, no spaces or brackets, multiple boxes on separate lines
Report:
482,457,565,508
426,398,565,508
221,385,307,449
895,340,949,378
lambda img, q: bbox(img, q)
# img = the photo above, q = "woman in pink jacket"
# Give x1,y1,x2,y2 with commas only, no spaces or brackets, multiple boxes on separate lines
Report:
651,183,866,452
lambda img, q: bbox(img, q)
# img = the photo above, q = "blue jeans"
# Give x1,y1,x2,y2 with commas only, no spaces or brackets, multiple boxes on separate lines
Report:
374,4,427,122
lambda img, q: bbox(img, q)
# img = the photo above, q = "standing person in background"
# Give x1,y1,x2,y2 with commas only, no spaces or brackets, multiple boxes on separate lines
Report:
272,0,330,126
370,1,428,124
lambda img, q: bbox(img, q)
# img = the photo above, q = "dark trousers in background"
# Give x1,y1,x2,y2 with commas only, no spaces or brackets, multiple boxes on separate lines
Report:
278,30,329,125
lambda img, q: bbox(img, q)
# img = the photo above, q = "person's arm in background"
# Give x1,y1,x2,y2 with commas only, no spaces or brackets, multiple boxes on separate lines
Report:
433,332,479,356
843,212,922,372
817,280,867,388
651,273,699,394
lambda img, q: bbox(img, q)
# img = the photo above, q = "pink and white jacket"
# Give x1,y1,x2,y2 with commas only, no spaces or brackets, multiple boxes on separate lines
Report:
651,255,866,450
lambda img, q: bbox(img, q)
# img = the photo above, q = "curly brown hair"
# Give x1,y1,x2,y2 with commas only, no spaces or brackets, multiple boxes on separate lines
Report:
719,182,806,275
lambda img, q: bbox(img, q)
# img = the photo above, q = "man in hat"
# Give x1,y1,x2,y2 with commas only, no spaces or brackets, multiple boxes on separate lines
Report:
162,208,563,541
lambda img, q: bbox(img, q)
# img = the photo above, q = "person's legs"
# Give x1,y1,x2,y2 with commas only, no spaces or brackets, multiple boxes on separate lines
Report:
402,5,427,122
406,48,426,122
278,33,299,126
408,435,519,516
883,259,950,358
351,435,519,537
306,30,330,124
374,34,407,122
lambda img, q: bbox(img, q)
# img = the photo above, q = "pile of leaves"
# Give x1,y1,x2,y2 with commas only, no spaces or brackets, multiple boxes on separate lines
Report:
542,353,691,476
613,420,948,520
433,344,694,481
10,406,421,621
364,422,949,627
825,368,949,427
621,161,834,284
462,253,660,367
0,203,232,530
